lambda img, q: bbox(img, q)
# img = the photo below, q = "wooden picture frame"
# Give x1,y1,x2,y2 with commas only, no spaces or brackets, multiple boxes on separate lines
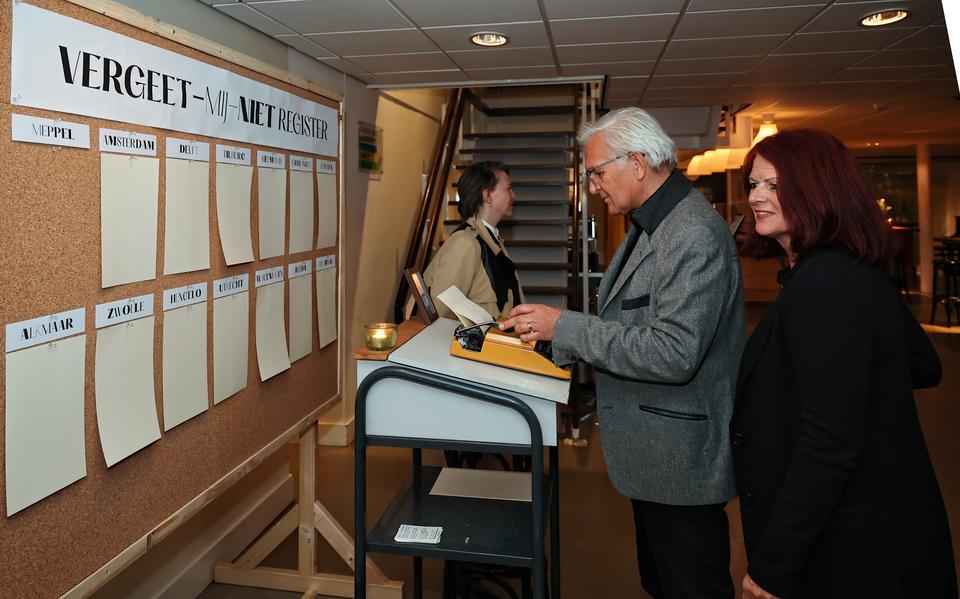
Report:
404,267,439,325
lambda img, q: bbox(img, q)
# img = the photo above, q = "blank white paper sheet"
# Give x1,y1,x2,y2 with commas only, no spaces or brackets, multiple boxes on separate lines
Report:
5,335,87,516
258,167,286,259
289,274,312,362
213,292,249,404
101,153,159,288
316,266,337,348
215,163,254,265
256,282,291,381
96,316,161,467
164,158,210,275
162,304,208,431
317,172,337,249
289,170,314,253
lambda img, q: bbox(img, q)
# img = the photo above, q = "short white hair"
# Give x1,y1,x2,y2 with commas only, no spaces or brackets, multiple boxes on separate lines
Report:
578,107,677,171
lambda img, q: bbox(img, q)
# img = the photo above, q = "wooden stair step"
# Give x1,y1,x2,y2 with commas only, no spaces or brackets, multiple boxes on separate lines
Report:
461,147,571,154
463,132,574,139
487,106,576,117
455,163,569,170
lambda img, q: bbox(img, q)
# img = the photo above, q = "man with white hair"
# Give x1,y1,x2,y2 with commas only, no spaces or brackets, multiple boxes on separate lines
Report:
501,107,745,598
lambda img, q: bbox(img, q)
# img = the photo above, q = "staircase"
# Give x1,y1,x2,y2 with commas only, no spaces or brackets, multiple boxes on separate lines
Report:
446,85,581,310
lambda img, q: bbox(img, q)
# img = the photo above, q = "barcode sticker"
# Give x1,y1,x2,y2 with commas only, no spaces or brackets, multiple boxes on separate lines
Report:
394,524,443,544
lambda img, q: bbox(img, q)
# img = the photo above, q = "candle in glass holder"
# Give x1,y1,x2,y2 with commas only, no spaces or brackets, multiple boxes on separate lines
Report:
365,323,398,351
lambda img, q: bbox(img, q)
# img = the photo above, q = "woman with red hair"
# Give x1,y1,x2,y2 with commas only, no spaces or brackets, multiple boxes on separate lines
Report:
731,129,956,599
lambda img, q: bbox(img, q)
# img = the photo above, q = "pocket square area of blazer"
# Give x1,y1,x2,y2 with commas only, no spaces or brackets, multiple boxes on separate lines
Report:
622,295,651,310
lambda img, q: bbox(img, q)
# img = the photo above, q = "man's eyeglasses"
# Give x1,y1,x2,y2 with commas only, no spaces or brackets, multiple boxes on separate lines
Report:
583,153,629,183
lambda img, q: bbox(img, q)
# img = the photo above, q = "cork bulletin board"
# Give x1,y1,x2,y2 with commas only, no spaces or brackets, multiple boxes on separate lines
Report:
0,1,341,596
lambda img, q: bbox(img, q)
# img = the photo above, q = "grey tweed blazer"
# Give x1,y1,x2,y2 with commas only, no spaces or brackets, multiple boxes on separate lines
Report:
553,186,744,505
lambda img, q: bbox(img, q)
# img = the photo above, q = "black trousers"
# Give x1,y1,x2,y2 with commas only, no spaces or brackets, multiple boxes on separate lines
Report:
631,499,734,599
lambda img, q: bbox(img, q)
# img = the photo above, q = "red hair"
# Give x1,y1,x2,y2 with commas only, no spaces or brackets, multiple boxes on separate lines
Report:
741,128,896,265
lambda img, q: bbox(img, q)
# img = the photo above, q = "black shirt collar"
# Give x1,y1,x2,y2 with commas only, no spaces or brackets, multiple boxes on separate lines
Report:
629,169,692,235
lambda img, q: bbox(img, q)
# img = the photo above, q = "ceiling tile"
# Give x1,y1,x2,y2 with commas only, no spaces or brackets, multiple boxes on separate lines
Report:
549,14,677,45
543,0,684,19
777,28,919,53
729,68,835,84
754,51,872,70
466,65,560,79
676,5,824,38
561,61,656,77
826,66,933,82
802,1,944,33
647,73,738,87
657,56,762,75
688,0,828,10
315,57,369,77
857,48,954,68
248,0,410,33
890,25,950,50
216,5,294,36
606,76,650,91
423,22,549,51
640,98,717,107
349,52,457,72
643,85,726,98
919,66,958,80
800,80,901,94
664,35,787,59
721,82,810,96
555,41,663,64
447,46,555,69
372,70,466,85
274,34,336,59
305,29,435,55
390,0,542,27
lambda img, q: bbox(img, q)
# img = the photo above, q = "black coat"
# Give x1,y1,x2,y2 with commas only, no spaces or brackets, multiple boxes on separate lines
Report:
731,248,957,599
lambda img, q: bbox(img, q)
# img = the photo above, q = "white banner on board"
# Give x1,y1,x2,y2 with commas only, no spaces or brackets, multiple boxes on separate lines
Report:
95,294,154,329
5,308,86,353
288,259,312,279
163,282,208,311
100,128,158,156
11,2,338,156
213,273,249,299
317,159,336,175
11,113,90,149
166,137,210,160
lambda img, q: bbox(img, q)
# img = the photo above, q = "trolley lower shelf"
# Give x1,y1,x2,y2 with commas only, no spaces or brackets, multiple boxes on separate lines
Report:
367,466,553,568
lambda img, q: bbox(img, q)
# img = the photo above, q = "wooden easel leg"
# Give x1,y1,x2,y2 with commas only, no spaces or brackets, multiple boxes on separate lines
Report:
214,421,402,598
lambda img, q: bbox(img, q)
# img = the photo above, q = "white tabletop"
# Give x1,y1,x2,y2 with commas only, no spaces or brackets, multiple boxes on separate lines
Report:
388,318,569,405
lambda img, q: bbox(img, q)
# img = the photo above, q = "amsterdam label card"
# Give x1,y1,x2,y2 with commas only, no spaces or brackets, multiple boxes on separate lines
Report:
99,128,157,156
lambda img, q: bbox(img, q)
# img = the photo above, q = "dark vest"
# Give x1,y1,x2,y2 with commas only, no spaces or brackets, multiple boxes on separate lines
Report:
455,221,521,314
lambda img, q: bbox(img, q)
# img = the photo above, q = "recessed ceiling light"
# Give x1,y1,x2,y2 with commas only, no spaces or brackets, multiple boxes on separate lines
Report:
859,9,910,27
469,31,509,47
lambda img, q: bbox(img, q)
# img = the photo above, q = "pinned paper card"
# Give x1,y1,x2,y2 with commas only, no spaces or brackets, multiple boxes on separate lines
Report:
5,334,87,516
316,256,337,348
213,289,249,404
317,172,337,249
164,157,210,275
215,162,254,265
255,268,291,381
95,315,161,467
101,153,159,287
288,260,312,362
162,302,208,431
437,286,494,327
289,170,314,253
257,166,286,259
